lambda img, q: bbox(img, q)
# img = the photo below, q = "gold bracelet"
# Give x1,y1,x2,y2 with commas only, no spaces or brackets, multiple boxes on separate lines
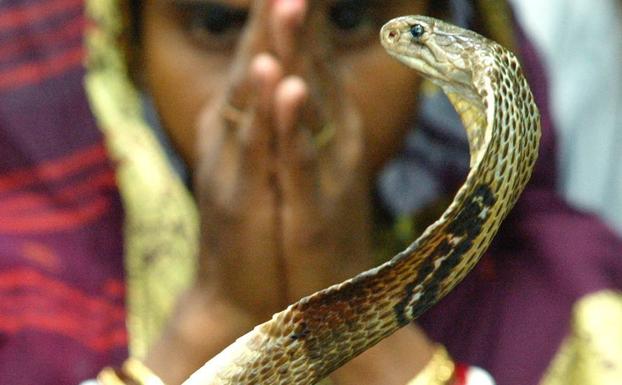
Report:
97,347,452,385
97,358,166,385
96,367,126,385
406,344,455,385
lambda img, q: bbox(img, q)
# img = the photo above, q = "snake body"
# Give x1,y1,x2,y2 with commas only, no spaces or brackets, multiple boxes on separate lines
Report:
184,16,540,385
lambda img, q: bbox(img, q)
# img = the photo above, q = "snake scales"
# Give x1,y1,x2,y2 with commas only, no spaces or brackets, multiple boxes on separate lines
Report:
183,15,541,385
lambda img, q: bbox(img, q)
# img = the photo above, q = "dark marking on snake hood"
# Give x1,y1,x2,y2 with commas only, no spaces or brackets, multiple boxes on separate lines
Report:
393,184,496,326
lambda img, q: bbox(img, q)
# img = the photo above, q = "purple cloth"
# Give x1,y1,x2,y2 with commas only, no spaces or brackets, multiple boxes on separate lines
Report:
0,1,128,384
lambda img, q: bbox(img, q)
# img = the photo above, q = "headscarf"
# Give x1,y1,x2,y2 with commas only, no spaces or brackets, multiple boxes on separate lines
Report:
0,0,198,383
0,0,127,383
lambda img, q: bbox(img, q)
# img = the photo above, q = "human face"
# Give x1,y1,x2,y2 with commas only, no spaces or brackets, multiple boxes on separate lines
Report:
138,0,430,174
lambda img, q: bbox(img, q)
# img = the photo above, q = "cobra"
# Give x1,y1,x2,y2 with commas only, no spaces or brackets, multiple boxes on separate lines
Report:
183,15,541,385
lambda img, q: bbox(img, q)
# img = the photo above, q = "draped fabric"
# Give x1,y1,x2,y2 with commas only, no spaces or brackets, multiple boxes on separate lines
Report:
85,0,199,359
0,1,127,383
0,0,199,383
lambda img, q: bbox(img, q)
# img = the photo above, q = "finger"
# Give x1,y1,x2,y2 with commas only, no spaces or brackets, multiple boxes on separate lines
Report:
222,70,253,130
232,0,272,57
271,0,308,65
237,54,283,171
276,76,308,136
225,0,277,110
221,52,281,134
275,76,321,207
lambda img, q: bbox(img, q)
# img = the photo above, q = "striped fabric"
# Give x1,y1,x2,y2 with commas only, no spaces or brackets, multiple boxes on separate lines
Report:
0,1,127,383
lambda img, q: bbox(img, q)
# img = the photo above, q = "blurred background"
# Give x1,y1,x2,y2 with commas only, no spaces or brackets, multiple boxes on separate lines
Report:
510,0,622,234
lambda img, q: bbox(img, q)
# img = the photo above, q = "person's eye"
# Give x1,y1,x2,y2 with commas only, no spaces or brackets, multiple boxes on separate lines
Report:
328,0,379,48
176,2,248,50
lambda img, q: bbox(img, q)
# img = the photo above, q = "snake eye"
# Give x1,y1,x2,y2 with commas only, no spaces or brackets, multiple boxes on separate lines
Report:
410,24,425,39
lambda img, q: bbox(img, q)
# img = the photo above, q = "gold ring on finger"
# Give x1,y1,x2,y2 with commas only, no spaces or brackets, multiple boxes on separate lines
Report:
313,123,335,149
220,102,246,128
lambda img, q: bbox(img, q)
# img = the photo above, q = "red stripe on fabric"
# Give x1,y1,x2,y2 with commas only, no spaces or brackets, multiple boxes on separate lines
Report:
0,312,127,352
0,143,108,193
0,0,82,31
0,15,85,61
0,269,126,351
103,279,125,298
454,363,468,385
0,44,83,90
20,241,62,272
1,294,123,322
0,170,117,213
0,195,110,233
0,269,125,318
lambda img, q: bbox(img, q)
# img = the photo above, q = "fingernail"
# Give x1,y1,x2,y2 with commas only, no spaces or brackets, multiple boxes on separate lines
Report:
274,0,305,5
251,54,276,84
274,0,307,23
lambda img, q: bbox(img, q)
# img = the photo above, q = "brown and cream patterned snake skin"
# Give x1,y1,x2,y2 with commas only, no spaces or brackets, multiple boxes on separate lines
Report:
183,15,541,385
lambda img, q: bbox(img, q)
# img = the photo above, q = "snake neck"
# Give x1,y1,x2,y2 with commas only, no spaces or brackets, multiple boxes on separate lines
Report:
393,46,541,321
266,46,542,383
280,45,541,380
182,40,542,385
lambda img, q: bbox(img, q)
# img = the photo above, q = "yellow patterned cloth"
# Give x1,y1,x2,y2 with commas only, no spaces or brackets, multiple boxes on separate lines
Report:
540,290,622,385
84,0,199,358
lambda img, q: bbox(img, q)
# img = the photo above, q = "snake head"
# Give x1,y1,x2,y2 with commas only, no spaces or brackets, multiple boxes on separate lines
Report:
380,15,485,95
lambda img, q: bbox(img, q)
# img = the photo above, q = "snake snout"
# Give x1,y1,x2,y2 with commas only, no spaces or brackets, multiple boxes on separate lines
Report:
380,24,400,47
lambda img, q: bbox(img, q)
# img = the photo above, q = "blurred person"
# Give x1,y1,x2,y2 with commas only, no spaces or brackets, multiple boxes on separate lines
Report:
0,1,620,385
